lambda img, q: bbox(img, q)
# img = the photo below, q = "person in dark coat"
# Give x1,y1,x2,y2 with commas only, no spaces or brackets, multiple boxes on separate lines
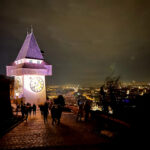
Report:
32,104,36,115
54,95,65,107
28,103,32,116
51,104,58,125
76,102,84,121
84,100,91,122
21,104,25,118
24,104,29,121
51,95,65,125
16,104,20,115
43,102,49,123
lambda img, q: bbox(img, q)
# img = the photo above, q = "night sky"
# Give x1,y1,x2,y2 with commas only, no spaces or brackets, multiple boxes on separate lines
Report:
0,0,150,85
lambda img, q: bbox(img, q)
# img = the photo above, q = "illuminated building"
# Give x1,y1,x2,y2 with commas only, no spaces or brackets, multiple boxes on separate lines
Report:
6,29,52,104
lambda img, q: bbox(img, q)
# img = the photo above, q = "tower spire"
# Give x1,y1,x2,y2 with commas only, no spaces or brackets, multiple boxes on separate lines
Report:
16,28,44,60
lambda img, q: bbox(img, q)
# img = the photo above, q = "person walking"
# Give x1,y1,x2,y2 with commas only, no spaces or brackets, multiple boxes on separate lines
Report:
84,100,91,122
16,104,20,116
53,95,65,125
32,104,36,116
76,100,84,121
43,102,49,123
24,104,29,122
28,103,32,116
51,104,57,125
21,104,25,118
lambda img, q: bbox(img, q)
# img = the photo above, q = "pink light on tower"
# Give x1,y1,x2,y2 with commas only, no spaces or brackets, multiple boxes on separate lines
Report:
6,29,52,104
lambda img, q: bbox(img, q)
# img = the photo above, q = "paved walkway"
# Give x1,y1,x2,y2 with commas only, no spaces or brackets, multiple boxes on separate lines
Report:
0,110,110,150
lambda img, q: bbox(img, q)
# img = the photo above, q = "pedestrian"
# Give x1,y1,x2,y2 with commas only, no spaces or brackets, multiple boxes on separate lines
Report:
16,104,20,115
21,103,25,118
39,104,43,115
32,104,36,115
53,95,65,125
84,100,91,122
24,104,29,121
76,102,84,121
28,103,32,116
51,104,57,125
43,102,49,123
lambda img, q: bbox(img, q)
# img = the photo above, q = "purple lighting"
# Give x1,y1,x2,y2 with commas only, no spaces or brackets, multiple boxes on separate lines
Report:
6,30,52,76
6,29,52,104
16,32,44,61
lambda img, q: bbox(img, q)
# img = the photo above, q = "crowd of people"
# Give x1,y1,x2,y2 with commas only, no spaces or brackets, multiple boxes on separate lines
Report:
15,95,65,125
15,102,37,121
15,95,92,125
76,99,91,122
38,95,65,125
19,103,36,121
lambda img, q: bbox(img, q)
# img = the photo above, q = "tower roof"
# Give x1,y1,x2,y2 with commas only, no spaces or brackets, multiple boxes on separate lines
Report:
16,32,44,60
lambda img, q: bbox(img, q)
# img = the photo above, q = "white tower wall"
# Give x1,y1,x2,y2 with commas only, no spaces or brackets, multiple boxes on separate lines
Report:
23,75,46,105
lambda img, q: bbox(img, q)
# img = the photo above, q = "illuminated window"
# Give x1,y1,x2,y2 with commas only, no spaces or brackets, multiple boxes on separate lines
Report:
32,60,37,63
18,60,21,64
37,60,41,64
26,59,30,63
29,60,32,63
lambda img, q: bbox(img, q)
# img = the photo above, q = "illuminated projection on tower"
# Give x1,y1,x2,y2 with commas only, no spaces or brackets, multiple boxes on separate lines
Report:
6,30,52,104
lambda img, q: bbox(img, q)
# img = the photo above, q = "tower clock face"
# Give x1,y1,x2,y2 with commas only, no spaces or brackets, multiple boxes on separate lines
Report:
30,77,44,92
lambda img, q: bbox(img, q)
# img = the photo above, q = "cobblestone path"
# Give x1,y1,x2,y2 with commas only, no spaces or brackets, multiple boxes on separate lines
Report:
0,110,109,150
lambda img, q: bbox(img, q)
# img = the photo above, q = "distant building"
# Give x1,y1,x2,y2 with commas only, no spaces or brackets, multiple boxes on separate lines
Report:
6,29,52,104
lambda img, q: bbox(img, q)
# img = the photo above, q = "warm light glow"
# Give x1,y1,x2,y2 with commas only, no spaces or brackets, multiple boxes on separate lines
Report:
126,90,130,95
140,92,144,96
14,76,23,98
91,105,102,111
30,77,44,92
83,93,95,101
15,92,19,96
108,106,113,114
48,95,58,99
24,75,45,93
23,75,46,104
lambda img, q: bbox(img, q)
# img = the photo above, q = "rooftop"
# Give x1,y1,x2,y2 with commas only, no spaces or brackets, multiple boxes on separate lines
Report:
16,31,44,61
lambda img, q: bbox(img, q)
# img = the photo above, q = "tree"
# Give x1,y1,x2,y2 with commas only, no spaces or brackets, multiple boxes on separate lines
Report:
102,75,121,114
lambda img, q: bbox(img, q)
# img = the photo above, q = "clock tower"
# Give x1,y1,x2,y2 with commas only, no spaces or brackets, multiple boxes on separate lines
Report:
6,30,52,105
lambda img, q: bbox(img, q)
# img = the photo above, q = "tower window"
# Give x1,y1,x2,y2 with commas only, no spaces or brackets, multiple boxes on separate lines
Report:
29,60,32,63
37,60,41,64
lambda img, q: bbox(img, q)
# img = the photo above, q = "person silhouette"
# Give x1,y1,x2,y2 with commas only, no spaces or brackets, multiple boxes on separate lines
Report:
43,102,49,123
76,101,84,121
32,104,36,115
84,100,91,122
51,95,65,125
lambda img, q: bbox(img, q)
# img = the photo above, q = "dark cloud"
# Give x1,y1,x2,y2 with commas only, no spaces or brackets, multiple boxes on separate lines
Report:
1,0,150,85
